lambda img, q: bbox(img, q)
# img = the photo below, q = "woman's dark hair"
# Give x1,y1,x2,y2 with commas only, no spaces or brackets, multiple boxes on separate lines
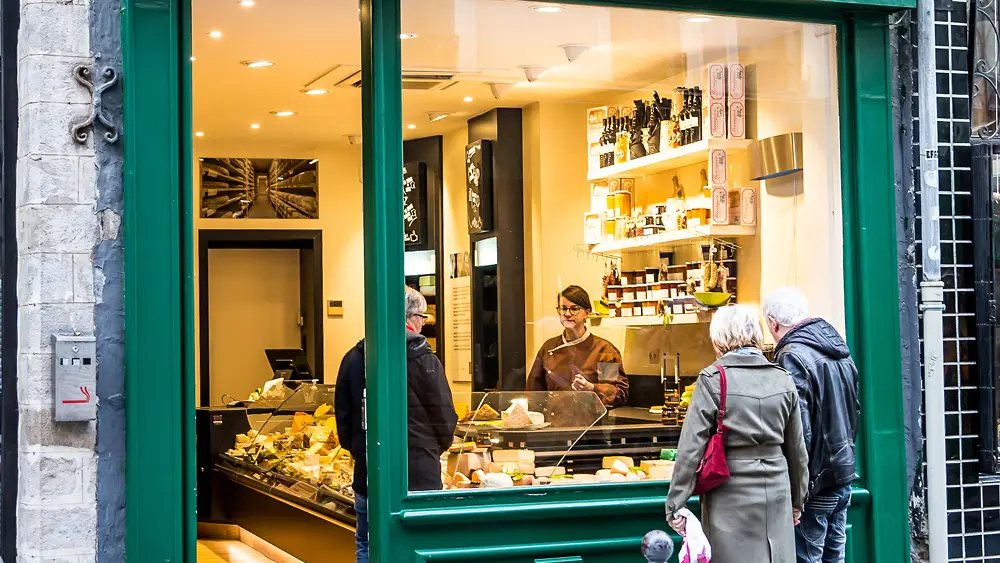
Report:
559,285,592,311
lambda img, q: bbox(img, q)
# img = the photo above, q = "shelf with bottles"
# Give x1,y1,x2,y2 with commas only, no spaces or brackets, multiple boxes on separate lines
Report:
589,224,754,254
589,312,710,328
587,138,751,182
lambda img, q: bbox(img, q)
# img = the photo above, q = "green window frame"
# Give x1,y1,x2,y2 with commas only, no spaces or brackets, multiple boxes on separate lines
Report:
122,0,912,560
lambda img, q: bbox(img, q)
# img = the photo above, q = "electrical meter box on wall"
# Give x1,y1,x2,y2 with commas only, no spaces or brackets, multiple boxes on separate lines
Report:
52,334,97,422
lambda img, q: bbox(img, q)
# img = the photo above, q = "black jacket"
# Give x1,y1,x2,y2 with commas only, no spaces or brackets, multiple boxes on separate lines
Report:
774,318,860,498
334,331,458,496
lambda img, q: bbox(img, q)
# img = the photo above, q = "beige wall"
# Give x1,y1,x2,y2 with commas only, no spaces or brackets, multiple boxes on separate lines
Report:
193,139,365,401
206,248,302,404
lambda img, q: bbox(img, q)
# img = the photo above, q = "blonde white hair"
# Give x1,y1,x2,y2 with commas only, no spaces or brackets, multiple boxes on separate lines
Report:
709,304,763,356
763,286,809,327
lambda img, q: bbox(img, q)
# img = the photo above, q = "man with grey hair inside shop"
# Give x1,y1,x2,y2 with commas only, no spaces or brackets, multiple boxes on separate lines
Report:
763,287,860,563
335,285,457,562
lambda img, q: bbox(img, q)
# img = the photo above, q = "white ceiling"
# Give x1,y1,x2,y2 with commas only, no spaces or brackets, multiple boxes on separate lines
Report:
191,0,803,147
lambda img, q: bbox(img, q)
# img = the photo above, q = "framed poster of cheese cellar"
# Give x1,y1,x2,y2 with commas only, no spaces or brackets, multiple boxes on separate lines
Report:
120,0,912,559
200,158,319,219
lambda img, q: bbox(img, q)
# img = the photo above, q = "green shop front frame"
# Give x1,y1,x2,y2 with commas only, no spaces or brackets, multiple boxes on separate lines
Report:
121,0,913,560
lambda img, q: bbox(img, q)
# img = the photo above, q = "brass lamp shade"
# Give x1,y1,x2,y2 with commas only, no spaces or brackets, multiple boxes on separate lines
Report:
749,132,804,180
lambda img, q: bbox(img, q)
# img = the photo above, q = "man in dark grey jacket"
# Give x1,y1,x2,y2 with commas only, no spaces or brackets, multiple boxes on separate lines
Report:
764,287,860,563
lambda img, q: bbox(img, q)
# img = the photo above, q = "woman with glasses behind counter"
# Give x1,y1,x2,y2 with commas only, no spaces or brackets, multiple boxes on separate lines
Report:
526,285,629,407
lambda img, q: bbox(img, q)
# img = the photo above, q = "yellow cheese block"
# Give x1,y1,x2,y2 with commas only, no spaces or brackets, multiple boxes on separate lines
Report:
640,459,674,472
611,459,631,476
292,412,314,434
313,403,332,417
447,452,491,476
535,466,566,477
492,449,535,464
647,464,674,480
487,461,535,475
602,456,634,469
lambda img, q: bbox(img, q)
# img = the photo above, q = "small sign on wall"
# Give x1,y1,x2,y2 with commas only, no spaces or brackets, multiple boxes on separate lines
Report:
466,140,494,234
403,162,428,248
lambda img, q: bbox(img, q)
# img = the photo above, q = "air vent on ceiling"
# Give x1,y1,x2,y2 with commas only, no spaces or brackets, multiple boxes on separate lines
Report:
335,70,457,91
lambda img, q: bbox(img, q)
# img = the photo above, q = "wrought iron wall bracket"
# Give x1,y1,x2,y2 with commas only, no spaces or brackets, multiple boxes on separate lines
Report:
69,65,119,145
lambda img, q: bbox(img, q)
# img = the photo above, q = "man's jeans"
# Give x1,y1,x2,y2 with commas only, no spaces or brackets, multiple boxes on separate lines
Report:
795,484,852,563
355,492,369,563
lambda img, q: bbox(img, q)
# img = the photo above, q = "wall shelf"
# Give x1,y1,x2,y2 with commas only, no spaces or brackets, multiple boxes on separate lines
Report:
587,139,752,181
589,225,756,254
589,312,710,328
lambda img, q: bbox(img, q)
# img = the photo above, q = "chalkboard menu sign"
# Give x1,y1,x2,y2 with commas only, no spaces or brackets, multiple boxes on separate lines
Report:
403,162,427,248
466,140,494,234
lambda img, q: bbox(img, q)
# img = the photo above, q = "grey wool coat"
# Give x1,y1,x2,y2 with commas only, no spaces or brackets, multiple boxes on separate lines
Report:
665,351,809,563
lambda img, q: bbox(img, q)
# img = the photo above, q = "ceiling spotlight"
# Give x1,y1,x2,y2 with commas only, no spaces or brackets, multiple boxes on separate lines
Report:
686,16,713,23
400,33,418,40
250,123,260,130
487,82,514,99
463,96,474,102
427,112,450,122
270,111,297,117
242,60,274,68
198,158,205,161
406,124,417,130
309,159,319,164
209,30,223,39
195,131,205,137
533,5,563,12
559,44,591,63
519,65,549,83
190,56,196,62
239,0,254,6
303,88,329,95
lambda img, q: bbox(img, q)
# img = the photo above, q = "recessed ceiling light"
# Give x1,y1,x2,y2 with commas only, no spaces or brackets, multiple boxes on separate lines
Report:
428,112,450,122
400,33,418,40
463,96,474,102
533,5,563,13
190,56,196,62
239,0,254,6
270,111,297,117
250,123,260,130
242,60,274,68
199,158,205,161
686,16,713,22
407,124,416,129
195,131,205,137
209,31,223,39
303,88,329,95
309,159,319,164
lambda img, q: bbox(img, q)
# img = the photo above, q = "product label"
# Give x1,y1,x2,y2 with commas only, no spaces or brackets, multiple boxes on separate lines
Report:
588,107,607,125
741,188,757,224
708,64,726,100
710,149,728,186
709,103,726,138
728,64,746,99
728,102,746,139
712,186,729,224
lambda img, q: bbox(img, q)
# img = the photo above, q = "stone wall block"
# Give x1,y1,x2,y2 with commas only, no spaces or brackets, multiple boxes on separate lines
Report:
17,55,91,106
72,254,94,303
18,3,88,59
17,504,96,553
18,103,94,158
19,451,84,504
19,204,97,254
18,303,95,355
19,407,96,451
18,253,75,305
17,155,80,206
78,156,97,204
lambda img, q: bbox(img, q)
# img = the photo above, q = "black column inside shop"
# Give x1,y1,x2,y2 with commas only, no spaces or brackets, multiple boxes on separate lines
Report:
468,108,526,392
403,136,446,366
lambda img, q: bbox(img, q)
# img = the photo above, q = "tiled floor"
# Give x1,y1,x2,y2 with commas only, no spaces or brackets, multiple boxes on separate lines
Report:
198,539,276,563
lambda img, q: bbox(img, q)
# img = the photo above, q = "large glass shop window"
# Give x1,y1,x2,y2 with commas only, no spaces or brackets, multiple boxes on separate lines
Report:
399,1,846,494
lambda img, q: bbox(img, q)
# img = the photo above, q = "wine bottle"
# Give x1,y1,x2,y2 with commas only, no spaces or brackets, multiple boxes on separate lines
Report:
693,86,703,143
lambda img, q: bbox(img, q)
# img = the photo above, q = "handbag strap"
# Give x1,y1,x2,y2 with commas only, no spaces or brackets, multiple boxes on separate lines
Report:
716,365,728,433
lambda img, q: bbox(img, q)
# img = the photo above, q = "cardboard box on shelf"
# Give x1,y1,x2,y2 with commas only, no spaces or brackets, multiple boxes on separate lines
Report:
709,148,729,186
707,64,727,102
728,187,757,225
708,101,727,139
728,63,746,100
584,211,605,245
711,186,730,224
591,181,609,212
728,101,746,140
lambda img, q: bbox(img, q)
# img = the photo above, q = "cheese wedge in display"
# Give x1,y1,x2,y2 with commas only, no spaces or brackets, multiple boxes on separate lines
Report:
610,459,631,476
535,466,566,477
602,456,634,469
492,449,535,464
313,403,332,417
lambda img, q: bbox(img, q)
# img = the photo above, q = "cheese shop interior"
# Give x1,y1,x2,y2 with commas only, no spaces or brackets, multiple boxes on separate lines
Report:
191,0,845,559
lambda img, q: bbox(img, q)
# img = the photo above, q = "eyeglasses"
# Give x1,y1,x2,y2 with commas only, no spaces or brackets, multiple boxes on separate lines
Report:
557,306,585,315
412,313,429,320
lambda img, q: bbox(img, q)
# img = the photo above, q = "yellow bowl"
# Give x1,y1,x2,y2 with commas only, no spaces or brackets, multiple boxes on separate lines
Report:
694,292,732,308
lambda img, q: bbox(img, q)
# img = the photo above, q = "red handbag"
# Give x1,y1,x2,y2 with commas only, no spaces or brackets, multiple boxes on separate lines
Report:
693,365,730,494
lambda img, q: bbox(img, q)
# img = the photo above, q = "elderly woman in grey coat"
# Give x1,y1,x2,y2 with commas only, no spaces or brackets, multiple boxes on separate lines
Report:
665,304,808,563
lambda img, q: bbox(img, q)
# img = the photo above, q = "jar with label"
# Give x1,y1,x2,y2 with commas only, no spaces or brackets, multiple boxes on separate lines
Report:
620,303,634,317
607,286,621,303
635,285,648,300
622,286,636,301
645,267,659,283
642,300,658,316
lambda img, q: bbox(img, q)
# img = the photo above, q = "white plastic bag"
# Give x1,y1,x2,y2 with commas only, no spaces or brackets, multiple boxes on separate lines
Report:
676,507,712,563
